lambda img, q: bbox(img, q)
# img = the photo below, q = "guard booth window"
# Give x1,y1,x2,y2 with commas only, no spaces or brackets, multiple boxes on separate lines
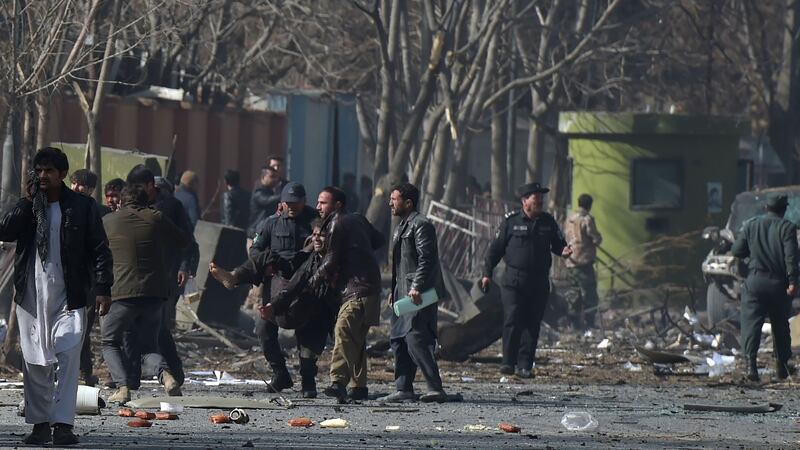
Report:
630,159,683,210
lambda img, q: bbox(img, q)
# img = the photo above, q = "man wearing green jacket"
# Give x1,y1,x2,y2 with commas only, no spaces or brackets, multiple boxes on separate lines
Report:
101,182,192,403
731,194,797,381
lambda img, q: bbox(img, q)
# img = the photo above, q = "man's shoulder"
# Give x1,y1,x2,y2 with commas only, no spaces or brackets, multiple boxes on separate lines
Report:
504,209,520,221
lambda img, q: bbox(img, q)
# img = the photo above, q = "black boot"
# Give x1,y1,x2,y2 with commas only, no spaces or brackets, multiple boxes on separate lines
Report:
299,358,318,398
52,423,79,446
323,382,348,404
23,423,51,445
746,356,759,382
265,369,293,393
348,386,369,401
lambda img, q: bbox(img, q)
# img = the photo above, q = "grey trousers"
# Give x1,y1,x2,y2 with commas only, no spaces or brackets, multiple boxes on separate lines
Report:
23,343,81,426
101,297,167,387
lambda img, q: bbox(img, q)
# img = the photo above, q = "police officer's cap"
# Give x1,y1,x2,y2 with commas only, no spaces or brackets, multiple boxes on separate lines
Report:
516,182,549,198
281,181,306,202
766,193,789,210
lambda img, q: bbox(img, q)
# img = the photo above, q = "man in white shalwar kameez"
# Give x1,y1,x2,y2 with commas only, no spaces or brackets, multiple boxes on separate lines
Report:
0,147,112,446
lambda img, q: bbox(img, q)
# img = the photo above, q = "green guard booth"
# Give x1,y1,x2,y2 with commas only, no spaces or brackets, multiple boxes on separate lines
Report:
559,112,749,298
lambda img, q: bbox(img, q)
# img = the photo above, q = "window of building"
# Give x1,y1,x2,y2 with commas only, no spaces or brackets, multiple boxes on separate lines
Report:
631,159,683,209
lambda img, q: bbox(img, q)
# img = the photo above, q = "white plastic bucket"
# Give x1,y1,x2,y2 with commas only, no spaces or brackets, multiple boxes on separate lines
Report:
75,385,101,415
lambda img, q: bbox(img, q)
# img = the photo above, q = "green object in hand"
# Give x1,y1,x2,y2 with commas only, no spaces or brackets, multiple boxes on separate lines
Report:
392,288,438,316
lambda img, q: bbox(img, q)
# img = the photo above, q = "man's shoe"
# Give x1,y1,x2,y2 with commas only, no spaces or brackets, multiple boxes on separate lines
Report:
302,390,317,399
746,357,760,382
162,371,183,396
348,387,369,401
103,376,116,389
265,371,293,393
499,365,514,375
108,386,131,404
775,360,796,380
81,373,99,387
515,368,533,379
52,424,79,446
322,382,348,403
377,390,416,403
419,390,448,403
22,423,51,445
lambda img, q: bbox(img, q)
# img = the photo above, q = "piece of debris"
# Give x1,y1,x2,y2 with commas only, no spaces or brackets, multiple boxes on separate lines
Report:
624,361,642,372
369,407,420,413
288,417,314,427
118,408,135,417
463,424,493,432
270,396,294,409
229,408,250,424
160,402,184,413
211,412,232,424
385,425,400,431
320,418,348,428
498,423,521,433
705,352,736,377
684,403,782,413
126,396,282,410
635,346,690,364
127,419,153,428
135,411,156,420
561,412,599,431
155,411,179,420
461,376,475,382
499,376,509,383
597,338,611,350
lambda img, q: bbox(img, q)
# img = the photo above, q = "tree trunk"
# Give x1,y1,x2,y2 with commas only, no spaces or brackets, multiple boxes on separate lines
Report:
1,108,22,208
21,96,35,195
490,101,507,201
35,93,49,150
548,135,570,222
426,122,451,203
525,117,545,182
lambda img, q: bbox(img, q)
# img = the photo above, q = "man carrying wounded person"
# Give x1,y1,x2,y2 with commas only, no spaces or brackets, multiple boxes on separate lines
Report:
210,219,336,398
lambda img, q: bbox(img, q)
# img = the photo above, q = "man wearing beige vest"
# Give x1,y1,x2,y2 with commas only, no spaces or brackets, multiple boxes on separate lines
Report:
565,194,603,329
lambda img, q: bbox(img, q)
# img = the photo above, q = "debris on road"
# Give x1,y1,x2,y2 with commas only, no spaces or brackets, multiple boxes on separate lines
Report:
320,418,348,428
288,417,314,427
155,411,179,420
210,412,232,424
135,411,156,420
384,425,400,431
126,396,283,410
684,403,783,413
229,408,249,424
463,424,493,432
561,412,599,431
118,408,135,417
498,423,521,433
127,419,153,428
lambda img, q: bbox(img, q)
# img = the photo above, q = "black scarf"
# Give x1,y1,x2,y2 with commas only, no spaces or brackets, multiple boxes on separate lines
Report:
29,170,49,266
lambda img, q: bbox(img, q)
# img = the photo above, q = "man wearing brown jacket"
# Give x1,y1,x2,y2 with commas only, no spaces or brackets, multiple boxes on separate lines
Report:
101,183,192,403
565,193,603,329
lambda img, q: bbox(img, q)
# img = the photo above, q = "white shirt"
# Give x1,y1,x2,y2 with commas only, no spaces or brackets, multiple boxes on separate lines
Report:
16,201,85,366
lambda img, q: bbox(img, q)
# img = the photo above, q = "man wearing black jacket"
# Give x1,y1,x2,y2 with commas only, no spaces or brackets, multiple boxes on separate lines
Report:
379,182,447,403
222,170,250,229
0,147,113,445
248,166,281,238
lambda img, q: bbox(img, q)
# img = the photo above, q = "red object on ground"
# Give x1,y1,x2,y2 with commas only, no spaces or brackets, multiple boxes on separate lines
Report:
499,423,521,433
118,408,135,417
155,411,179,420
127,419,153,428
135,411,156,420
288,417,314,427
211,413,232,424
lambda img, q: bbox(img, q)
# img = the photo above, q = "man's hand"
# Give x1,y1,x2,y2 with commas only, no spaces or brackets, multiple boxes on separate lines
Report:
177,271,189,288
561,245,574,258
788,284,797,297
408,288,422,305
258,303,275,321
96,295,112,316
480,277,491,291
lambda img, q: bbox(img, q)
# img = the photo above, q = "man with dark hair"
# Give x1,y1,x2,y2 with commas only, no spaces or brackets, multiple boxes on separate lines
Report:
104,178,125,212
268,155,288,194
306,185,385,402
249,181,318,392
118,168,199,392
248,166,281,238
379,182,447,403
174,170,201,230
482,183,572,378
69,169,98,196
0,147,113,445
212,218,336,398
223,169,251,229
565,193,603,329
102,181,192,404
732,194,798,381
69,169,110,387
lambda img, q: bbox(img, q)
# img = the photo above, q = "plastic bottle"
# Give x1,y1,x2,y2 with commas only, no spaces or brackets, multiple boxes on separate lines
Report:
560,412,598,431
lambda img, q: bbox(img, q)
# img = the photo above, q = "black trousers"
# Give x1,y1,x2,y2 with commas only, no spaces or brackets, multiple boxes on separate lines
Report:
500,273,550,370
79,300,97,378
391,311,443,393
123,297,185,389
740,275,793,365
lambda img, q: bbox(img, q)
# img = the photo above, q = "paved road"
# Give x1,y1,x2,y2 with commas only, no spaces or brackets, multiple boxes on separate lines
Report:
0,377,798,449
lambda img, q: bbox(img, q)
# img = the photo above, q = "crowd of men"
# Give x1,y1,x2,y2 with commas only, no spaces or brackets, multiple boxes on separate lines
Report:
11,144,794,448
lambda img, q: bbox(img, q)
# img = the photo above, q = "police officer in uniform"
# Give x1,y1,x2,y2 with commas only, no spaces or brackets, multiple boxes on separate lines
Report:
250,181,318,391
481,183,572,378
731,193,797,381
